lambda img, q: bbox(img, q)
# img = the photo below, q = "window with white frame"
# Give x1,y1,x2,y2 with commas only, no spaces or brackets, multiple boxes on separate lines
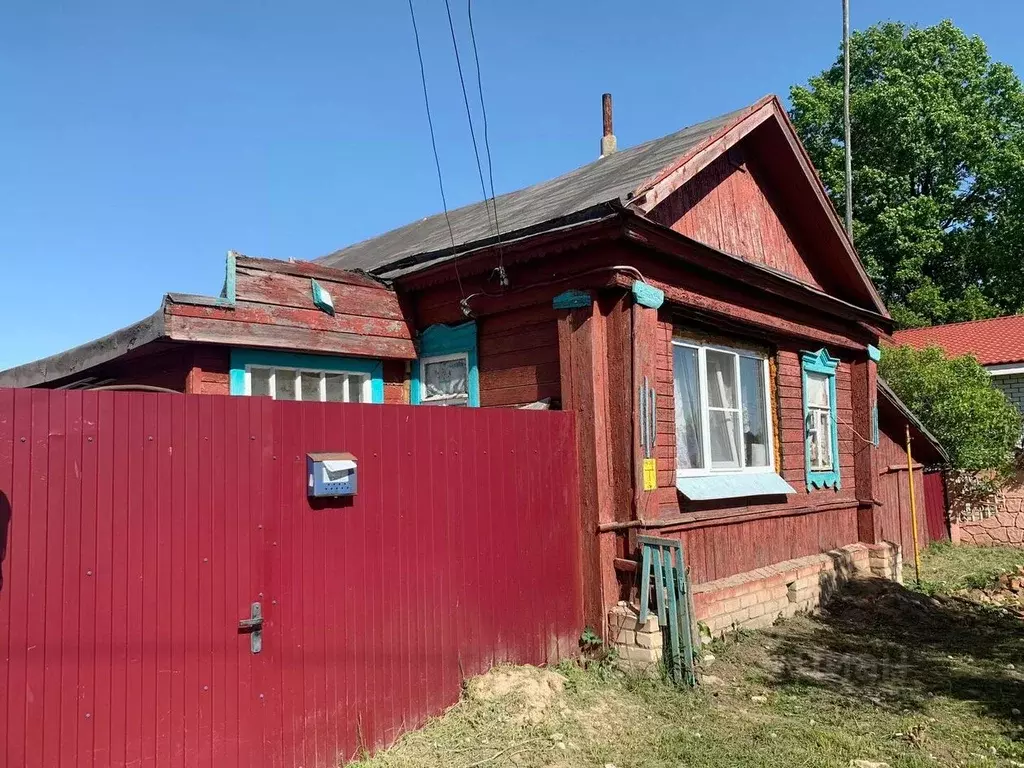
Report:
419,353,469,406
672,339,774,475
245,366,370,403
805,372,834,470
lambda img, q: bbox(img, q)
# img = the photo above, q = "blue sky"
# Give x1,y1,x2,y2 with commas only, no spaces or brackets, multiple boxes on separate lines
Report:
2,1,1023,369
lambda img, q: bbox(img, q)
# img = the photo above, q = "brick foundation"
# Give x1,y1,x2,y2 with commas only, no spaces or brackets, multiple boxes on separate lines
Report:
610,542,902,662
607,603,664,670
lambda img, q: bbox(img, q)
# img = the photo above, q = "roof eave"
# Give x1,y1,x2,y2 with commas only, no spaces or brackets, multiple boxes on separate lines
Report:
0,305,169,389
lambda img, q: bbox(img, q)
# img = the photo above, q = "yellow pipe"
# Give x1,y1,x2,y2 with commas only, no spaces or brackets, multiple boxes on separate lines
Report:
906,424,922,584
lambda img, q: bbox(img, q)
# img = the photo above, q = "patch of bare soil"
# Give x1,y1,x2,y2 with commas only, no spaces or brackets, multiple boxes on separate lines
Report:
464,665,567,725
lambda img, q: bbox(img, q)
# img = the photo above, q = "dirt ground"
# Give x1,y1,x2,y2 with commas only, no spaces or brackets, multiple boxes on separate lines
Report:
350,545,1024,768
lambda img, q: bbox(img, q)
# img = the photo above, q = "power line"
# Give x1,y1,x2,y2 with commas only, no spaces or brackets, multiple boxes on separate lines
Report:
444,0,507,285
406,0,464,298
466,0,505,282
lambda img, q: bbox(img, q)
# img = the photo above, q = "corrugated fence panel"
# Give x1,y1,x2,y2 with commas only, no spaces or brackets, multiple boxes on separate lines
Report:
0,389,583,768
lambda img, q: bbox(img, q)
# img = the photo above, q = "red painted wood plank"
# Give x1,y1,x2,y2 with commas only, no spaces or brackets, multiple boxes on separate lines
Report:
168,302,414,341
233,270,403,318
164,315,417,361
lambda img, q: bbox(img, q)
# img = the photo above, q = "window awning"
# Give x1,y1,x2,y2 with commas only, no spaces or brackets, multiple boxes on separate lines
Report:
676,473,796,501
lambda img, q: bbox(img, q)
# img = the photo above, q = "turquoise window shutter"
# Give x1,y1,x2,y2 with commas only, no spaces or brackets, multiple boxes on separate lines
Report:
411,321,480,407
800,348,841,490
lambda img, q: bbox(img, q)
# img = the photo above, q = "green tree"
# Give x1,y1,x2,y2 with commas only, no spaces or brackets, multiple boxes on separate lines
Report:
790,20,1024,328
879,345,1020,471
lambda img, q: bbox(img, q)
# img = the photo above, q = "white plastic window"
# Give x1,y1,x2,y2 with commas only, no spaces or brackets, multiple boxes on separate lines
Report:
245,366,370,403
672,339,774,476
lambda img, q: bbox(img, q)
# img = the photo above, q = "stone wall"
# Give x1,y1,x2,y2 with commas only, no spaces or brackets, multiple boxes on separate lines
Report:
609,542,902,665
957,510,1024,547
954,468,1024,547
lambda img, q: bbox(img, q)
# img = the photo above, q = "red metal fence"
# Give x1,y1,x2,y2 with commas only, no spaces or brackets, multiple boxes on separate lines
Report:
0,389,583,768
923,470,949,543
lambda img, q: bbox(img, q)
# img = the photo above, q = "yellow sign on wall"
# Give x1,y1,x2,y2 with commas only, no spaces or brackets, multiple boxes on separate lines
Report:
642,458,657,491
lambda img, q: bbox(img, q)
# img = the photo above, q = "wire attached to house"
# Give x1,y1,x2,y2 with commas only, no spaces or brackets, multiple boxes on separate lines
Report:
406,0,466,300
466,0,507,286
458,265,649,316
443,0,507,288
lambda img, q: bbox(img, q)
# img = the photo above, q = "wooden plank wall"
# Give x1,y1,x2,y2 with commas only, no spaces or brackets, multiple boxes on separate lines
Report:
651,310,862,584
478,305,561,407
876,416,928,557
165,256,417,361
648,147,822,289
412,282,563,409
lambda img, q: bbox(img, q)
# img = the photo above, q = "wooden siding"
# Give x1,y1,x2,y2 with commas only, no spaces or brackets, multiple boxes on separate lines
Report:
649,147,822,288
408,274,564,409
653,313,857,505
876,407,929,557
677,505,860,584
650,310,861,583
382,359,409,404
478,305,561,407
165,255,416,361
187,347,231,395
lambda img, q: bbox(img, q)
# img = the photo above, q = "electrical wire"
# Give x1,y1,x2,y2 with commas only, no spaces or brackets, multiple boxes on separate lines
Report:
466,0,506,283
406,0,465,299
458,265,649,315
442,0,505,287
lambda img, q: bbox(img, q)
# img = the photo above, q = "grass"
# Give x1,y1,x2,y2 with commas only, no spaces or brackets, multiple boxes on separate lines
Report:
349,544,1024,768
917,541,1024,594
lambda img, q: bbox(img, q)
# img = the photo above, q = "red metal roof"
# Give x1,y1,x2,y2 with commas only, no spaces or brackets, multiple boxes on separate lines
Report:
892,314,1024,366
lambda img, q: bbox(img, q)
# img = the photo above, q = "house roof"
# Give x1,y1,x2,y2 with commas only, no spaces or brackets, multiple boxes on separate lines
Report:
320,102,755,277
0,255,416,389
892,314,1024,366
319,95,889,319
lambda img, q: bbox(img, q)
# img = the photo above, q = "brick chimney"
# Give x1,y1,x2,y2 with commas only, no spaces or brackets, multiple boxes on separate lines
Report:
600,93,617,157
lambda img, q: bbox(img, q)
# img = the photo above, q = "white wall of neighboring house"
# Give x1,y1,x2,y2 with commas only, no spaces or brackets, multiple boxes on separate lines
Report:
987,367,1024,413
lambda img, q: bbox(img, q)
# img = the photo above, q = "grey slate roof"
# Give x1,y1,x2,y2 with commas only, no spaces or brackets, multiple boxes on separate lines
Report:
320,103,755,278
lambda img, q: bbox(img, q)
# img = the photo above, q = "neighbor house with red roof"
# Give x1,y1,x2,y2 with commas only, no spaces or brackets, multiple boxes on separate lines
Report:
893,315,1024,412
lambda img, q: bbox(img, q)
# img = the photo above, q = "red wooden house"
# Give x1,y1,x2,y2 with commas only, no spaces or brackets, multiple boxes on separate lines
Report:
2,94,929,635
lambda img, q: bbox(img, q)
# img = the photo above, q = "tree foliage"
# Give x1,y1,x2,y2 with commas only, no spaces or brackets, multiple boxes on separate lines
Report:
879,345,1020,471
790,20,1024,328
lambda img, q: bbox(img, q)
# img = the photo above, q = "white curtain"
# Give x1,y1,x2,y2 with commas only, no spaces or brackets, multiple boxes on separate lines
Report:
673,346,703,470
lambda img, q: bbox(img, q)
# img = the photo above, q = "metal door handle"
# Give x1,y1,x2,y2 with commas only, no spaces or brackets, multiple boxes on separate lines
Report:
239,601,263,654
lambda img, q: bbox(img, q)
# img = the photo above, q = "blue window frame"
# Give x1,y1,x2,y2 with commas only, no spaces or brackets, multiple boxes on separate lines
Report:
228,349,385,403
801,348,841,490
411,322,480,407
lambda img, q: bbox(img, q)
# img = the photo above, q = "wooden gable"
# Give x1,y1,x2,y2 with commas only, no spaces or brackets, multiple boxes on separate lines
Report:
647,145,824,289
164,255,417,360
632,97,888,317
